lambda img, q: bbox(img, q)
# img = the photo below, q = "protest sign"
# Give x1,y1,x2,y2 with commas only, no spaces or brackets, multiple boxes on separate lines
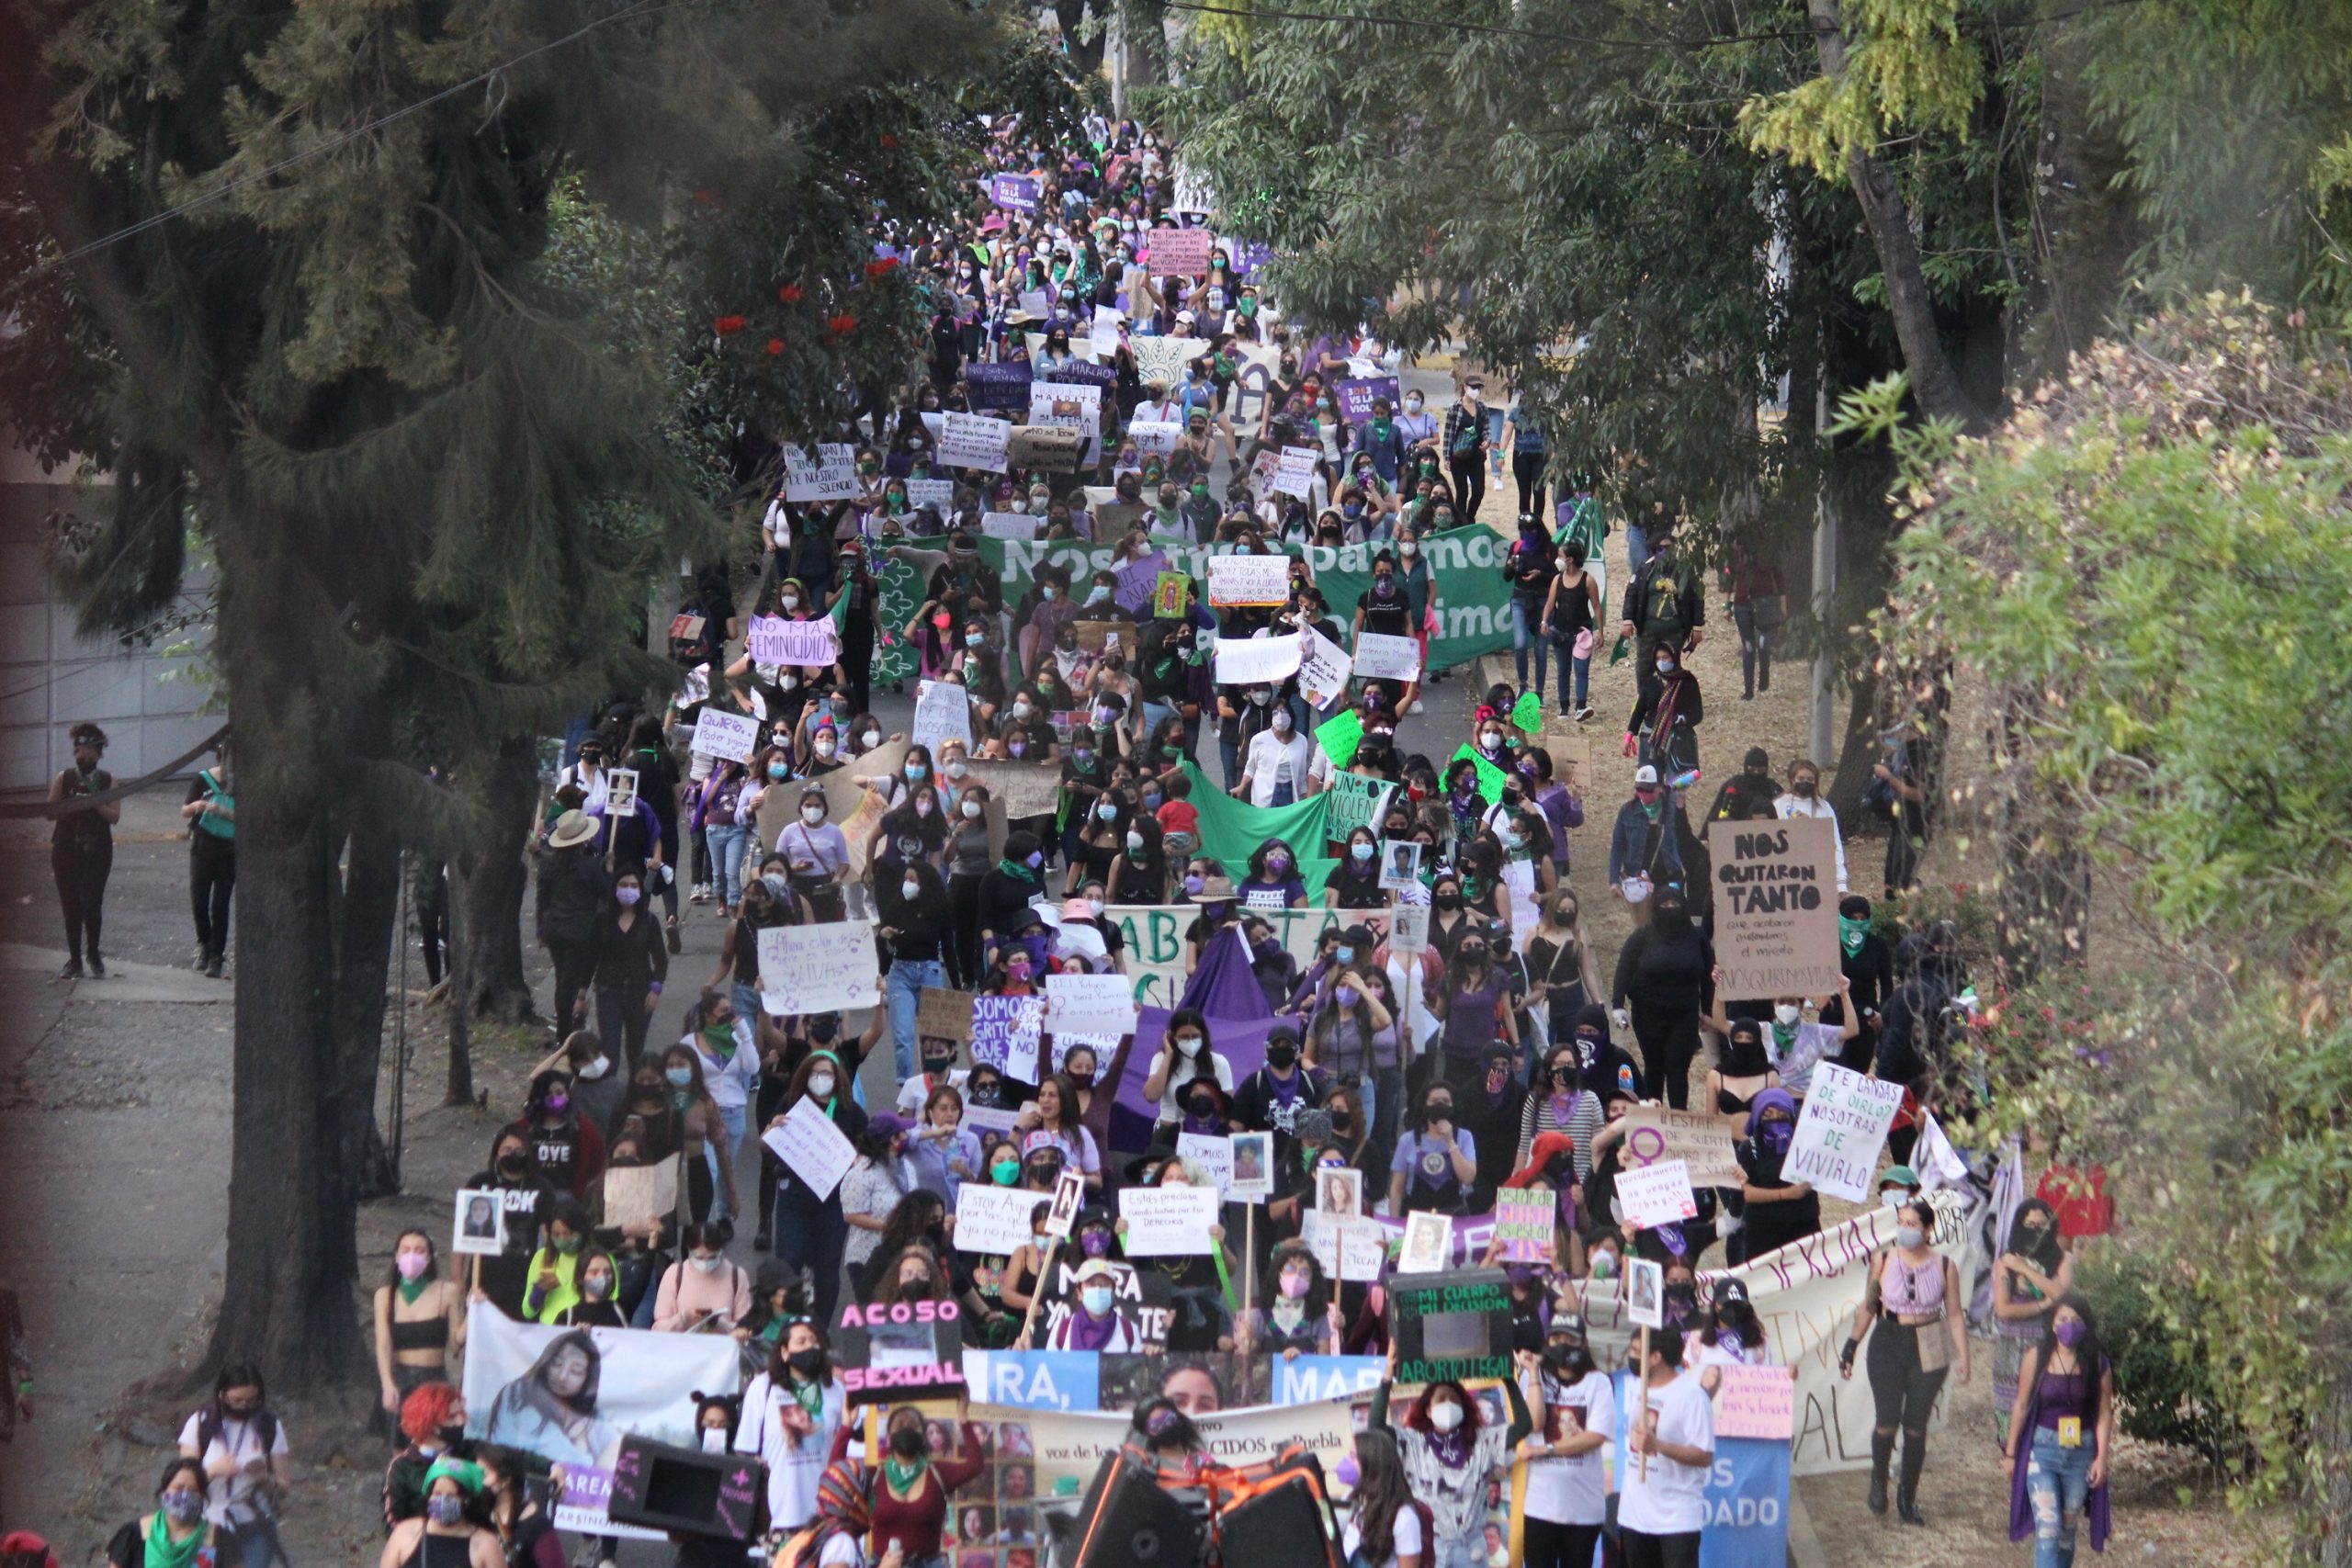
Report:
1272,446,1320,499
1117,1185,1221,1255
1029,378,1102,433
453,1189,507,1256
1323,772,1395,842
1713,816,1841,999
1148,226,1215,276
1206,553,1293,607
911,680,975,752
1227,344,1283,428
463,1303,741,1538
1623,1106,1744,1188
969,994,1045,1082
1090,310,1124,359
1297,626,1352,709
939,411,1012,472
1333,376,1400,422
989,173,1040,211
783,443,859,502
599,1156,679,1236
1153,571,1191,618
1352,631,1423,682
1493,1186,1557,1263
1315,707,1363,768
603,768,639,818
1450,744,1508,806
1616,1157,1699,1230
964,759,1061,818
964,363,1033,416
752,616,839,667
1176,1132,1233,1194
763,1097,856,1201
834,1296,964,1404
688,708,757,763
1715,1365,1797,1440
1069,619,1125,653
1015,288,1051,321
1044,360,1119,394
1211,631,1302,685
1781,1063,1906,1201
1378,840,1421,891
917,987,975,1042
1627,1258,1665,1329
1006,424,1082,472
955,1184,1043,1255
1130,420,1182,456
991,1390,1360,1499
1129,335,1193,393
1043,973,1137,1038
1387,1268,1514,1385
1227,1130,1272,1199
756,921,883,1015
980,511,1037,540
906,479,956,512
1046,1170,1084,1238
1389,904,1430,953
1114,553,1167,615
1396,1211,1453,1275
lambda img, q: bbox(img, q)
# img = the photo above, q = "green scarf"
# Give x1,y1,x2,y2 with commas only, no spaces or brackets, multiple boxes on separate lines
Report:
1838,915,1870,956
1372,417,1394,442
997,857,1038,884
883,1454,930,1493
788,1371,825,1417
702,1021,738,1062
145,1511,207,1568
397,1276,432,1305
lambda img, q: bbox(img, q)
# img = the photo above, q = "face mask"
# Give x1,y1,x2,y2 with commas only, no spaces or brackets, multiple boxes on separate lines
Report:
690,1253,725,1273
1279,1270,1312,1300
1589,1251,1618,1280
1266,852,1291,874
1249,690,1271,706
762,873,788,898
554,1233,583,1256
786,1348,828,1376
815,737,837,758
1081,1286,1115,1314
1096,802,1118,822
991,1158,1021,1186
582,1271,613,1298
962,800,982,819
500,1151,529,1175
1125,831,1146,854
902,878,921,900
1430,1402,1464,1433
2054,1319,2089,1348
890,1427,927,1459
397,1251,430,1280
1271,712,1292,732
164,1492,206,1526
1772,1003,1803,1028
767,762,789,781
781,593,801,610
966,632,985,648
1400,542,1418,557
1656,659,1674,675
1182,874,1205,897
1175,1034,1203,1056
662,1065,695,1090
1266,1043,1297,1070
905,763,928,782
801,806,826,825
1895,1225,1926,1249
808,1072,836,1099
426,1495,466,1527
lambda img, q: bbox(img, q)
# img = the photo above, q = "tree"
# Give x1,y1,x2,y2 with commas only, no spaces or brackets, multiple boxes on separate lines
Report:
0,0,1063,1392
1866,298,2352,1555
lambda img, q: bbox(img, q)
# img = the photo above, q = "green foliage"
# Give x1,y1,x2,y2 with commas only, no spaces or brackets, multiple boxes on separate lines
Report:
2074,1250,2248,1471
1743,0,1985,179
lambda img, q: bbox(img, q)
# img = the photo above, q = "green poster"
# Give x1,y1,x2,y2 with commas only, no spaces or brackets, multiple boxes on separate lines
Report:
1324,771,1396,842
1509,690,1544,732
1315,708,1363,769
1449,744,1509,806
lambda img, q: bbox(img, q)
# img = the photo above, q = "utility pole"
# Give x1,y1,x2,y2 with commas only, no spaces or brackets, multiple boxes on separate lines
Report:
1809,379,1838,767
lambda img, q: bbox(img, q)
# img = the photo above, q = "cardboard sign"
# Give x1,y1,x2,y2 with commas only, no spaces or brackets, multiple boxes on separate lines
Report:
1351,632,1423,682
1175,1132,1233,1195
689,707,758,763
911,679,975,752
1323,772,1395,843
906,479,956,512
1493,1186,1556,1263
833,1295,965,1404
1069,620,1125,653
1782,1062,1907,1202
1029,378,1103,434
1148,226,1215,277
749,617,839,667
954,1183,1043,1255
1007,424,1082,472
1297,626,1352,709
756,920,883,1015
939,411,1012,472
452,1188,507,1257
1386,1268,1513,1385
1130,420,1182,456
1206,553,1293,607
1153,571,1191,618
1117,1185,1221,1255
1043,973,1137,1038
668,613,706,645
1713,817,1842,999
1622,1107,1743,1189
917,987,976,1043
783,443,858,502
603,768,639,818
600,1156,680,1235
969,994,1045,1082
1272,446,1320,499
763,1098,856,1201
1616,1157,1700,1230
965,363,1034,416
979,511,1037,541
964,760,1062,818
1211,631,1302,685
1714,1365,1797,1440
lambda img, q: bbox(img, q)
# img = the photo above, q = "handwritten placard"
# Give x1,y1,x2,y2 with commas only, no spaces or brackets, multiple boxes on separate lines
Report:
756,921,883,1015
1043,973,1137,1038
1298,626,1352,709
1175,1132,1232,1195
1351,632,1423,682
1714,1364,1797,1440
1207,553,1294,607
689,708,758,763
939,411,1012,473
1007,424,1082,473
912,680,975,752
1148,226,1215,277
784,443,858,502
750,617,839,668
1623,1107,1743,1189
1272,446,1319,499
1211,631,1303,686
969,994,1045,1082
1493,1186,1557,1263
1783,1063,1906,1202
1615,1157,1699,1231
1117,1185,1221,1255
917,987,975,1042
954,1183,1042,1255
763,1097,856,1201
1713,816,1842,999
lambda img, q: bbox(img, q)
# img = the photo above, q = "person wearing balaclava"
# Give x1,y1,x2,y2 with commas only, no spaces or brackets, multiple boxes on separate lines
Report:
1732,1088,1818,1259
1610,888,1713,1109
1707,747,1781,825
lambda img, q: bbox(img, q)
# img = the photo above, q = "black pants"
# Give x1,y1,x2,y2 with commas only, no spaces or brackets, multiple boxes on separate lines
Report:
1449,453,1486,523
1622,1528,1700,1568
546,933,597,1034
1866,1320,1951,1430
1513,451,1548,520
1885,822,1926,898
595,984,656,1069
190,834,236,960
946,872,985,989
418,866,449,986
1524,1517,1602,1568
52,838,111,964
1634,1010,1701,1109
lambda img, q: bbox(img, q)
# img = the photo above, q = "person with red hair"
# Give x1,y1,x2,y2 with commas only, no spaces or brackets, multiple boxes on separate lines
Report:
382,1383,469,1533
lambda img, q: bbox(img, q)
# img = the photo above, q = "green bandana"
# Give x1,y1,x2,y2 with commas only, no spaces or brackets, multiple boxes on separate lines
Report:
1372,418,1393,441
145,1509,208,1568
998,857,1039,884
397,1276,432,1305
883,1453,930,1492
702,1021,738,1060
1838,915,1870,955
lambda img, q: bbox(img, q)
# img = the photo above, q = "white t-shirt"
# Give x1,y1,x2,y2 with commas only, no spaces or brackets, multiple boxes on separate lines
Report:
1150,1047,1236,1124
1770,1021,1842,1099
177,1408,290,1528
1524,1369,1619,1525
1616,1371,1715,1537
734,1371,845,1531
1341,1502,1424,1568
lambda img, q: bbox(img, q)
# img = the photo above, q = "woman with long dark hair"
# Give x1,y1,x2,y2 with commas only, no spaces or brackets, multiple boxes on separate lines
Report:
108,1458,217,1568
1341,1428,1423,1568
1991,1197,2076,1453
735,1320,843,1537
1370,1343,1532,1568
2004,1294,2116,1568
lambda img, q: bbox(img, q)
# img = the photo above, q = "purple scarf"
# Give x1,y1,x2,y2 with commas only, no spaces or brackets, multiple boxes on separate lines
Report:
1064,1305,1123,1351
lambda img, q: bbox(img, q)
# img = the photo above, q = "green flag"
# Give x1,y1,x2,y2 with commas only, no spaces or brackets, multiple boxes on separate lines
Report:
1509,690,1544,733
1449,744,1509,807
1176,760,1334,863
1315,708,1363,769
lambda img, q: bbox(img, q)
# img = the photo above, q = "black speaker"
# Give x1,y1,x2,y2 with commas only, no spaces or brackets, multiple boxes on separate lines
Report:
1220,1473,1339,1568
1070,1450,1207,1568
604,1435,765,1543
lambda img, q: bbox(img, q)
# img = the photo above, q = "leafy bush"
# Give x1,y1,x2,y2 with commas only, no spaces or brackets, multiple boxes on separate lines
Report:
2074,1251,2248,1472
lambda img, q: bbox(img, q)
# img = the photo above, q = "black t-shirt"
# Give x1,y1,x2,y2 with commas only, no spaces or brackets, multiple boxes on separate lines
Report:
1355,584,1412,637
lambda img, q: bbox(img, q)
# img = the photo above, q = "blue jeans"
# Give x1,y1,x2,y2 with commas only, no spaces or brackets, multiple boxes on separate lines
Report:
1435,1530,1487,1568
706,823,749,908
888,957,944,1079
1141,698,1178,746
1220,737,1242,791
2027,1427,2097,1568
710,1100,747,1224
1554,640,1589,711
1510,599,1537,689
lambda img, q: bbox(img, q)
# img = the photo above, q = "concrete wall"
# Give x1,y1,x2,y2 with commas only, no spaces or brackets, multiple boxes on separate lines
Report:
0,436,219,795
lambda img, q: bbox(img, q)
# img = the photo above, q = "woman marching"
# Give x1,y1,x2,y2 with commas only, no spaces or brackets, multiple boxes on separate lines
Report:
50,721,120,979
2005,1295,2116,1568
1839,1199,1971,1524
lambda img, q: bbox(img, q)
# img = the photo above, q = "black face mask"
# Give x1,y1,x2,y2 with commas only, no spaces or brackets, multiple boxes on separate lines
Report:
498,1153,528,1177
1265,1044,1297,1071
786,1348,828,1377
890,1426,927,1459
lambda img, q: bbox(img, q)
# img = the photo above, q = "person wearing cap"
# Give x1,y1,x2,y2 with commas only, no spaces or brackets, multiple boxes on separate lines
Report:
1690,1278,1774,1388
1608,765,1684,928
1826,893,1892,1072
1876,1164,1923,1208
1521,1309,1616,1568
535,809,610,1034
1230,1021,1329,1165
1039,1258,1138,1350
48,720,120,979
377,1454,499,1568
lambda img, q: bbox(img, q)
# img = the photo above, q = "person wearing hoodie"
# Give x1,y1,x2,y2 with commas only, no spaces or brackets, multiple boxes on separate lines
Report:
1705,748,1781,826
1733,1089,1819,1259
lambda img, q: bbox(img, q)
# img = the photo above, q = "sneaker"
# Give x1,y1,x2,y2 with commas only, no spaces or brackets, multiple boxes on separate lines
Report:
57,959,83,981
691,882,709,904
753,1229,772,1252
1574,705,1594,723
666,916,683,955
205,954,224,979
88,955,107,978
1409,699,1425,715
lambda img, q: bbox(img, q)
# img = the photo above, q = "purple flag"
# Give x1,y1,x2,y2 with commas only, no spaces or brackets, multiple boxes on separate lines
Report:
1114,552,1169,615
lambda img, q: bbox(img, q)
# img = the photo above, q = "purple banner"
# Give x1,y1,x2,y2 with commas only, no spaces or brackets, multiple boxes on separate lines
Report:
1045,361,1119,390
989,174,1041,213
1111,1008,1295,1132
1229,242,1275,277
1335,377,1400,423
1114,551,1170,615
966,361,1035,415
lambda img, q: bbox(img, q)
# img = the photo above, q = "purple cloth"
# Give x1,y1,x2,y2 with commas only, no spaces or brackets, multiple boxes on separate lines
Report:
2008,1355,2113,1552
1115,553,1170,615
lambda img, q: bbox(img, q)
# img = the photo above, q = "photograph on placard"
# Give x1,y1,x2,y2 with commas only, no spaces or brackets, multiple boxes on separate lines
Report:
1379,839,1421,891
1227,1131,1272,1199
1627,1256,1664,1328
1397,1210,1452,1274
452,1188,506,1256
1315,1165,1363,1220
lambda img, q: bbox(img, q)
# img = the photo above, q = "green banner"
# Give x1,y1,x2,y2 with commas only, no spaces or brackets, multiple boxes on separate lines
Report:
1325,771,1396,842
854,524,1518,686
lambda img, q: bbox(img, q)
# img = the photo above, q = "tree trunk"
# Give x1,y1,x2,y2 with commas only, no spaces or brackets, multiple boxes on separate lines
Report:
458,734,539,1023
2321,1370,2352,1568
333,817,405,1201
1055,0,1104,73
1823,670,1883,822
1806,0,1993,430
205,775,369,1389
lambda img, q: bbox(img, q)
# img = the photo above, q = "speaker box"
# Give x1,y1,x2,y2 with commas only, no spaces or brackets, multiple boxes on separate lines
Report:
1069,1450,1207,1568
604,1435,766,1543
1219,1473,1338,1568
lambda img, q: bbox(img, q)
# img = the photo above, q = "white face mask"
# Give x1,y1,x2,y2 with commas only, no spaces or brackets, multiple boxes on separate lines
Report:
689,1254,724,1273
577,1055,609,1080
1175,1034,1204,1057
1774,1003,1802,1027
808,1073,836,1099
801,806,826,825
781,593,800,610
902,878,921,900
1430,1401,1464,1432
962,800,983,819
700,1428,729,1454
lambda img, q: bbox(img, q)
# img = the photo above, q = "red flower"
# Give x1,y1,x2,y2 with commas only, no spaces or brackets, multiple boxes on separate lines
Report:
765,338,785,355
692,187,718,207
829,313,857,335
778,284,803,305
713,314,748,335
880,133,899,149
865,256,899,278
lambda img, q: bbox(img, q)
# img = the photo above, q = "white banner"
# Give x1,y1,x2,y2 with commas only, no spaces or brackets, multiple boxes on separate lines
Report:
462,1303,740,1537
1212,631,1303,686
1351,631,1423,682
1129,419,1182,456
938,411,1012,472
983,1390,1360,1498
757,921,883,1016
1784,1063,1906,1202
784,443,858,502
953,1183,1042,1255
1116,1185,1221,1255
